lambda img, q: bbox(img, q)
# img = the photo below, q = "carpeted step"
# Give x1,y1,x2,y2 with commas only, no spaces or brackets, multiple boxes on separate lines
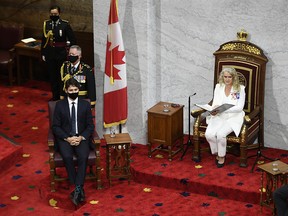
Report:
130,143,288,206
45,180,272,216
0,134,23,174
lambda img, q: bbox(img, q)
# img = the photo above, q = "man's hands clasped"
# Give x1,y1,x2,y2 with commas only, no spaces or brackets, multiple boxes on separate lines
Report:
65,136,84,146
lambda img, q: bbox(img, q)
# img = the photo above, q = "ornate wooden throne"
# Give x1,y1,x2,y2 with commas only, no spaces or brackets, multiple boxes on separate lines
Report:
191,30,268,167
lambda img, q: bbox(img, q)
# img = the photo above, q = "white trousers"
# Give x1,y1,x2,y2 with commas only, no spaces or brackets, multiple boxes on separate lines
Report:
205,116,233,157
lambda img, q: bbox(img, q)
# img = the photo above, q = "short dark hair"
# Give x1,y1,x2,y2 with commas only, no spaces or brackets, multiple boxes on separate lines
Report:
50,5,61,14
65,78,80,90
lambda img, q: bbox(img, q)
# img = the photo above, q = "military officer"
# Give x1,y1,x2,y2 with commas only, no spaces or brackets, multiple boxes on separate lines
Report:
41,5,76,101
60,45,96,107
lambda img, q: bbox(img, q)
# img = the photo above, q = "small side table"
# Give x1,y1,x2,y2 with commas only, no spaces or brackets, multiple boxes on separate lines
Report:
147,101,184,161
104,133,132,186
14,40,41,84
258,160,288,215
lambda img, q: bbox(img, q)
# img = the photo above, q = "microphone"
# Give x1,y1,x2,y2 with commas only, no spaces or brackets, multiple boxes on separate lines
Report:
189,93,196,97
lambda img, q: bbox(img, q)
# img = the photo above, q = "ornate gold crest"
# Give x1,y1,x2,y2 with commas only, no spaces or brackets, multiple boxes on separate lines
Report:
237,29,248,41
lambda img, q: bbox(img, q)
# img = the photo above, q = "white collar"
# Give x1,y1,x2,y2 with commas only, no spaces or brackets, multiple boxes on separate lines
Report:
72,61,80,69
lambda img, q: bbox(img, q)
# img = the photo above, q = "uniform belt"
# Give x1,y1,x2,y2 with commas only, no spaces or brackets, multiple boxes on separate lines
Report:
49,42,67,47
79,91,87,96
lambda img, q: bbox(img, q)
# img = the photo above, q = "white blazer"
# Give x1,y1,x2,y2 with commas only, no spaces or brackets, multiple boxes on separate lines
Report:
206,84,246,137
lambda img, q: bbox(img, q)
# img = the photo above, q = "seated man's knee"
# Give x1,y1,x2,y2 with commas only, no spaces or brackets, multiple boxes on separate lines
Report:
76,150,89,162
61,154,73,162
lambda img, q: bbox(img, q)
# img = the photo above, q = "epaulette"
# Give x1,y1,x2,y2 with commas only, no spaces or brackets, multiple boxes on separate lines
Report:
82,64,91,69
61,19,69,23
63,60,71,65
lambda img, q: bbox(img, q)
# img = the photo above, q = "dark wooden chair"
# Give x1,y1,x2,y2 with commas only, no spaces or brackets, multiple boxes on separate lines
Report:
0,21,24,85
191,30,268,167
48,100,102,192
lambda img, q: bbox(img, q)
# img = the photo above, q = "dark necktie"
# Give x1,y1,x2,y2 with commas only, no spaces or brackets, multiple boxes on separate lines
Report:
71,102,76,136
70,66,76,75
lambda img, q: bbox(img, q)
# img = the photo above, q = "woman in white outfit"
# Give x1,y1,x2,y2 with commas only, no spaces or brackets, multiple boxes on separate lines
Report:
205,67,246,168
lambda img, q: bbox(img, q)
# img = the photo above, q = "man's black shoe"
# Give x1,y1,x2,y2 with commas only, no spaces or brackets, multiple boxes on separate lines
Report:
70,189,85,203
70,190,81,205
80,188,85,202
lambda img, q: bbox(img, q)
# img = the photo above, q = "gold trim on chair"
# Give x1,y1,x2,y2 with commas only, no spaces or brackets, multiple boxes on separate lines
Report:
192,31,268,167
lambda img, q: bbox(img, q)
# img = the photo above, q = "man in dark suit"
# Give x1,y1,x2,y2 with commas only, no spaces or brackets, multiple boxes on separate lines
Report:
52,78,94,205
41,5,76,101
273,184,288,216
60,45,96,108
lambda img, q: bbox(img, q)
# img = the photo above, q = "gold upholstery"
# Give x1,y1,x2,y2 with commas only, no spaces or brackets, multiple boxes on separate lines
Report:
48,100,102,192
191,31,268,167
0,21,24,85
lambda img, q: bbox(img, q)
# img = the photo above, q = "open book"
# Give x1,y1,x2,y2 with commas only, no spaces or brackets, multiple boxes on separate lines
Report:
195,103,235,117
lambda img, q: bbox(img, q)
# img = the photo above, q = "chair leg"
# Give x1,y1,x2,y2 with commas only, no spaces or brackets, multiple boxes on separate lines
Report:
239,144,248,168
50,168,56,192
95,148,102,189
51,182,56,192
8,61,13,86
192,138,201,162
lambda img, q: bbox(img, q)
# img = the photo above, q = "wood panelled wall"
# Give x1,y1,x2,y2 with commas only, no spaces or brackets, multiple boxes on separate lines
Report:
0,0,94,67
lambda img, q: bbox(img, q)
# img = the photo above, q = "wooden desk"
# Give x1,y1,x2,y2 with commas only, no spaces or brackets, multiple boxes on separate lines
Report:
258,160,288,215
147,101,184,161
14,40,41,84
104,133,132,187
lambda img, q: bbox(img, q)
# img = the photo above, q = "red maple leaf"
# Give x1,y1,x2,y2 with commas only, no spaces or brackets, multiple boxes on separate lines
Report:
105,41,125,80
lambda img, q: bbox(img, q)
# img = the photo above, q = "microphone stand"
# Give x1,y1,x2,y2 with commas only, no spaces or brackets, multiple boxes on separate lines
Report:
180,93,196,160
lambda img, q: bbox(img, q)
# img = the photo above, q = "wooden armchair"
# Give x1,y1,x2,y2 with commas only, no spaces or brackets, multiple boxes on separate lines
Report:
191,30,268,167
48,100,102,192
0,21,24,85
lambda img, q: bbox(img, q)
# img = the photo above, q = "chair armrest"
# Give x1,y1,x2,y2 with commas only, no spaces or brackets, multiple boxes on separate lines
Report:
48,129,54,148
92,130,101,144
9,48,15,61
191,108,206,118
244,106,260,124
47,129,56,166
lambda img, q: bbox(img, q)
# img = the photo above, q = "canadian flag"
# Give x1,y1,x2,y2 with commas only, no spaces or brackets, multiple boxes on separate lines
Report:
103,0,128,128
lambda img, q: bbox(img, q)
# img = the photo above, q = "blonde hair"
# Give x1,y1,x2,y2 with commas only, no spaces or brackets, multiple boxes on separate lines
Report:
218,67,241,92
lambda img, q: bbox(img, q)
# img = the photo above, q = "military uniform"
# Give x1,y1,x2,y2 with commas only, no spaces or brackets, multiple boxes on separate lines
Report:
41,18,76,100
60,61,96,107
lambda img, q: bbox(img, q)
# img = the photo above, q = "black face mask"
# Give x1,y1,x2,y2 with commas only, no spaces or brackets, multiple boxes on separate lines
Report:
67,55,79,64
67,92,78,100
50,15,59,22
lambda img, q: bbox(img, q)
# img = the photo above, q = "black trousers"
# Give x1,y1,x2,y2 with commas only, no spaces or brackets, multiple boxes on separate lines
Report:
273,184,288,216
58,140,90,186
46,57,65,100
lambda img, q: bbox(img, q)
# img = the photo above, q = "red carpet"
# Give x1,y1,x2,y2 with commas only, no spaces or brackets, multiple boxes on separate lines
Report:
131,144,288,205
0,134,23,173
0,80,279,215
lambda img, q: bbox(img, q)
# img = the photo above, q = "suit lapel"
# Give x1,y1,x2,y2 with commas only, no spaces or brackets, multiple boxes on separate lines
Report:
77,99,82,121
64,99,71,121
